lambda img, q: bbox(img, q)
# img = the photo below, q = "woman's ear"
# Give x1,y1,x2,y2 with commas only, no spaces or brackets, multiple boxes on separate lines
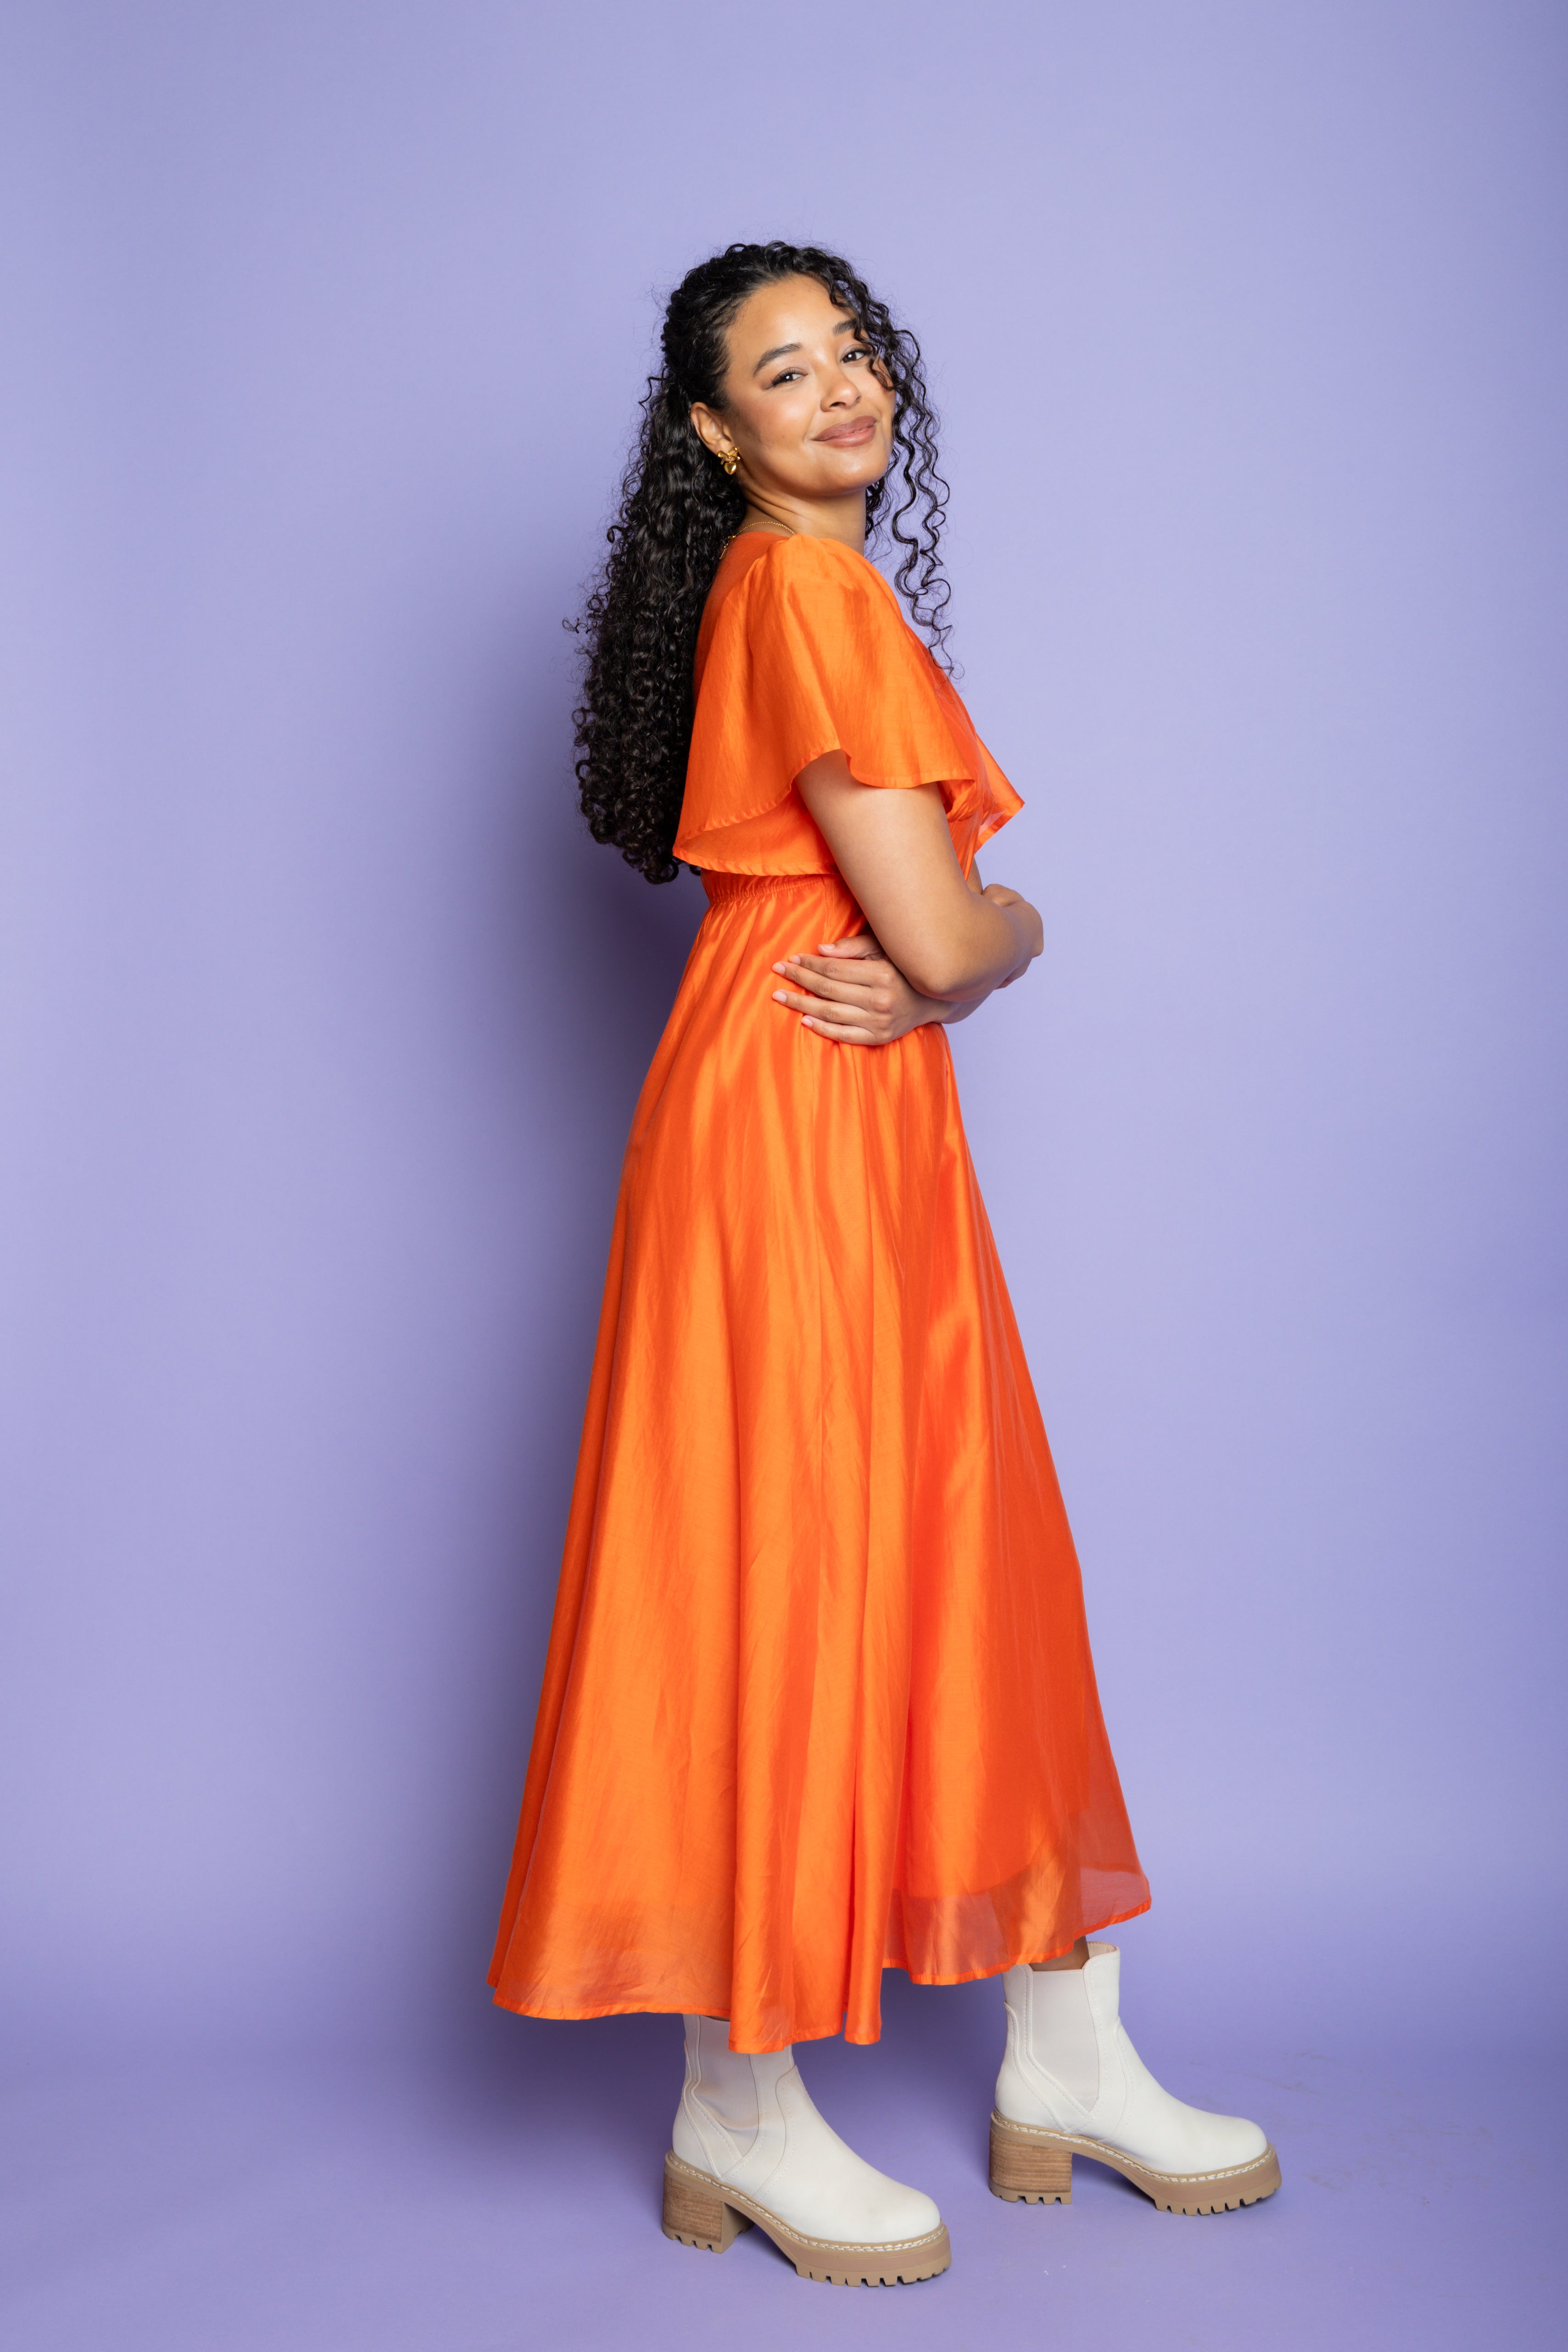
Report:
689,402,736,466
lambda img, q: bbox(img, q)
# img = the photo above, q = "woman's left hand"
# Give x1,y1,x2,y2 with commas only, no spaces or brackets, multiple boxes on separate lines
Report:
770,936,954,1046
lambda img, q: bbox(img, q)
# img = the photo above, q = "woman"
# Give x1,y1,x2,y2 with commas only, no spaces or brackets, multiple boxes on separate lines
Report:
490,241,1279,2285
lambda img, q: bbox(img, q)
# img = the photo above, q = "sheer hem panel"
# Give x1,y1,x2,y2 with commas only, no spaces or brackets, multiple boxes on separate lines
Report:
487,1885,1153,2054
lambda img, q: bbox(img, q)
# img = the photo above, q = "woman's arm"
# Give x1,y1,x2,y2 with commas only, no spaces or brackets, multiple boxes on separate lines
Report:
770,936,955,1044
771,921,1008,1043
794,754,1041,1001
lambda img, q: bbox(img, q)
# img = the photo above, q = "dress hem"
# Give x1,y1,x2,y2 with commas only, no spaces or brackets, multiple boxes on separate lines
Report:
486,1895,1153,2053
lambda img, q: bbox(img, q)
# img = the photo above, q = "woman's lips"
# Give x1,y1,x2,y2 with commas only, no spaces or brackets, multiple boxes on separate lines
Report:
815,418,878,447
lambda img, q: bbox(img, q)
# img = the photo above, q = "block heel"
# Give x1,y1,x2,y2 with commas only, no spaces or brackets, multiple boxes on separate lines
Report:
661,2149,952,2282
662,2151,754,2250
989,2112,1073,2203
988,2110,1282,2216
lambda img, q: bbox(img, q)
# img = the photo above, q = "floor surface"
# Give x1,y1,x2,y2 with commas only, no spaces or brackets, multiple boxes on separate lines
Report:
4,1979,1559,2351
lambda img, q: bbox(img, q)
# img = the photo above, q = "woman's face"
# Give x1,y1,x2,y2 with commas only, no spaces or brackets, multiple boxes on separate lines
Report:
690,274,895,508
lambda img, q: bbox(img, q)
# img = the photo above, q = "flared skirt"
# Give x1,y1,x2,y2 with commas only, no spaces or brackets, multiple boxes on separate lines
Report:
489,872,1148,2051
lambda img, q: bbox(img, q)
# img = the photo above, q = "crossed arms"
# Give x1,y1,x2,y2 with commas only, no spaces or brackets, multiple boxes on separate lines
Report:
768,753,1044,1048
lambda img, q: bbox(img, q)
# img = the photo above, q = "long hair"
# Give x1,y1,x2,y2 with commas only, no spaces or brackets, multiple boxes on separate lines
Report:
571,240,951,884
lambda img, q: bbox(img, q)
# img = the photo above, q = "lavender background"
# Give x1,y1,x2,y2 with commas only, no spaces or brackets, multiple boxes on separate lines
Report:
2,2,1564,2344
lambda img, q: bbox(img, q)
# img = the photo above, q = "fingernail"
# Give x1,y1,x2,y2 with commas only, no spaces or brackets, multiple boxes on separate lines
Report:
772,990,787,1002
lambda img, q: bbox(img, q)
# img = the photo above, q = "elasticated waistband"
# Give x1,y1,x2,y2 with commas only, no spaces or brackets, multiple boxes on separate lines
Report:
700,870,841,905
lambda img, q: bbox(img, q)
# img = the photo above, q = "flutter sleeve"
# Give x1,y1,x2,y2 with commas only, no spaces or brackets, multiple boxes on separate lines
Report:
676,535,1020,872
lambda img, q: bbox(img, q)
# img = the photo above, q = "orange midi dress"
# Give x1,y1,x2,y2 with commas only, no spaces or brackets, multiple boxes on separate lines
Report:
489,531,1149,2054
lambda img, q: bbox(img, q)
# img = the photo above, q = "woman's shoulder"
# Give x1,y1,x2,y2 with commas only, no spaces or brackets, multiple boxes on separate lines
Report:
724,533,906,655
700,532,865,650
745,531,893,598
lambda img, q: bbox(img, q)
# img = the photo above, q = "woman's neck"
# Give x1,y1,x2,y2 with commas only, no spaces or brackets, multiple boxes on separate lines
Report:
737,486,867,553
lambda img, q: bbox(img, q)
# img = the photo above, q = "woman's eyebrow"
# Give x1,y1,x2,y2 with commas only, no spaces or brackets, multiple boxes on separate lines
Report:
751,321,859,374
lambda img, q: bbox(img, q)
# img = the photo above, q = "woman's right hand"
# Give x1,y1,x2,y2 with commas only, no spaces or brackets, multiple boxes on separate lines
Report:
770,935,954,1046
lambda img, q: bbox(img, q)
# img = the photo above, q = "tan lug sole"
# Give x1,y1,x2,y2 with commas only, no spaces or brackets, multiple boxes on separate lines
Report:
989,2110,1282,2216
661,2150,952,2285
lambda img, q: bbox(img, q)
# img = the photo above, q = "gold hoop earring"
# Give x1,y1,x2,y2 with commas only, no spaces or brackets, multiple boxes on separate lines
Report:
720,448,740,477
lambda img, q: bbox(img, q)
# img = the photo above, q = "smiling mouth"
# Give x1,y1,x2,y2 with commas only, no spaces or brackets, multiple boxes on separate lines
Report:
815,418,878,447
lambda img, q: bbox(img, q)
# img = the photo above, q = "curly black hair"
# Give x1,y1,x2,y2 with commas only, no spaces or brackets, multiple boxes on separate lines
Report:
570,240,951,884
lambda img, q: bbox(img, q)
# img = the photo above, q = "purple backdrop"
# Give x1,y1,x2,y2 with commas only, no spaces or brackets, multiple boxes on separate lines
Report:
2,3,1563,2345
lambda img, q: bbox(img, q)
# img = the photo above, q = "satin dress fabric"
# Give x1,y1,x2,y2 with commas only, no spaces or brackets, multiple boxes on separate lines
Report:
489,534,1149,2053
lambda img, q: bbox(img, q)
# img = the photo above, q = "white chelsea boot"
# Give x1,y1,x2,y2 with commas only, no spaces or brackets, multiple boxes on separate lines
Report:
990,1943,1281,2214
662,2014,951,2284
